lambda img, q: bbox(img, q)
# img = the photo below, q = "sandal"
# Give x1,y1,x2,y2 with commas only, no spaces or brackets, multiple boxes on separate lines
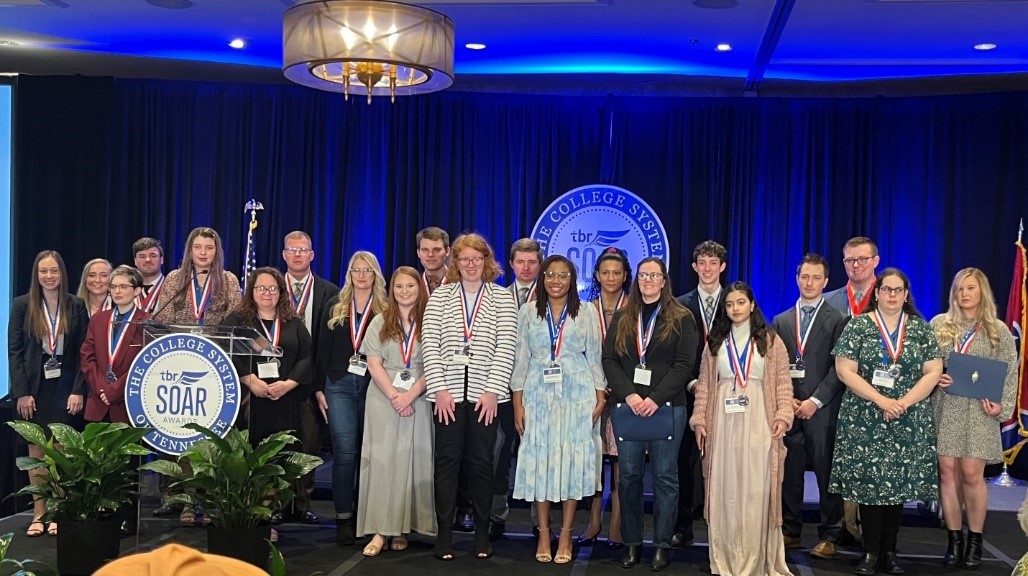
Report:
270,528,279,543
363,535,387,557
390,535,408,551
47,521,58,537
179,508,196,525
434,550,454,561
26,518,45,538
535,526,553,563
555,527,574,564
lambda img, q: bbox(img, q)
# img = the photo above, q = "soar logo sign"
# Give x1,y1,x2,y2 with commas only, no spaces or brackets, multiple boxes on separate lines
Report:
126,334,240,455
530,184,669,291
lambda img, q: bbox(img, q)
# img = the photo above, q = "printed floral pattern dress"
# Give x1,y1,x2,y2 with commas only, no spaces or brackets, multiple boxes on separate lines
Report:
828,313,942,505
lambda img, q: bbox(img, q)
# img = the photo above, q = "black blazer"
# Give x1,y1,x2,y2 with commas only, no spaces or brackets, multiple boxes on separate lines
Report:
770,302,847,425
8,293,89,400
602,307,698,407
309,275,340,350
676,287,725,381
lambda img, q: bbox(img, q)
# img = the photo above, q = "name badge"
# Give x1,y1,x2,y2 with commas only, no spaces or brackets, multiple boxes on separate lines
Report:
347,359,368,376
44,364,62,380
450,348,471,366
543,365,563,384
393,371,414,391
633,367,652,386
257,360,280,379
871,369,896,389
724,397,746,413
789,365,806,379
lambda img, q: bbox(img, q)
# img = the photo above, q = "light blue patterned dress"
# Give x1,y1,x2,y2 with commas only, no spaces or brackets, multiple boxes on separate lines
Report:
512,303,605,502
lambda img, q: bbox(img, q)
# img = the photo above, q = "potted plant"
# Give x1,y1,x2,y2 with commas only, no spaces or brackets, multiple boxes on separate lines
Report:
141,423,322,569
1,531,57,575
7,421,152,576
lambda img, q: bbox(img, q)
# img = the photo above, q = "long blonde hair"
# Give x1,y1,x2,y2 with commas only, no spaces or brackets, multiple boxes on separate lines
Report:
76,258,112,303
327,251,387,329
934,267,1004,350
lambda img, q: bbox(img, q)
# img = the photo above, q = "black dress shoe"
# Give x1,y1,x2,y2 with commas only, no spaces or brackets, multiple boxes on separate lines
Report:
854,552,879,576
454,512,475,532
608,540,625,550
651,548,670,571
488,520,505,542
120,519,137,538
270,510,287,525
621,545,641,569
878,551,904,575
298,510,320,524
670,531,694,548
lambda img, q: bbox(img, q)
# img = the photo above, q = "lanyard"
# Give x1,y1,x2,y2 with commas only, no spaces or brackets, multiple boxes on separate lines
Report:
349,297,372,353
42,298,60,355
399,320,417,369
846,280,875,317
459,284,486,343
421,271,447,295
137,274,164,313
546,303,569,363
727,332,754,391
191,273,213,324
288,274,313,316
595,292,626,342
108,307,138,369
956,322,979,353
635,305,661,367
259,316,282,348
872,309,906,366
793,298,825,358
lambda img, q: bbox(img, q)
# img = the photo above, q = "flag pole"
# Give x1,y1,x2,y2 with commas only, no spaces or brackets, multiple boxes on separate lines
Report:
241,199,264,290
993,217,1027,487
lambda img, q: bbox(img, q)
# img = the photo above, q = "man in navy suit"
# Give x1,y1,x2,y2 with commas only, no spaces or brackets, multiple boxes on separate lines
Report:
673,240,727,547
281,230,340,524
772,253,846,559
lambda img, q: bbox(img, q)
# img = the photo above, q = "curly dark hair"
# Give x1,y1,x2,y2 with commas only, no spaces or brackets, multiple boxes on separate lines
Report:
234,267,297,324
533,255,581,320
587,247,632,302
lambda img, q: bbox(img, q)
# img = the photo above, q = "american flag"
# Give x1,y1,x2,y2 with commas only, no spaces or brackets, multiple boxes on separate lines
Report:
1001,220,1027,464
241,199,263,290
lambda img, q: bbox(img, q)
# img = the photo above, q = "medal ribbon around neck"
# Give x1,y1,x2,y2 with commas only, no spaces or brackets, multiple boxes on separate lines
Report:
846,279,876,317
522,281,538,306
794,298,825,359
873,309,906,367
460,283,486,344
595,291,627,342
191,273,213,323
260,316,282,348
138,274,164,313
956,322,979,353
42,298,61,355
546,303,570,363
288,275,314,316
727,332,754,391
399,319,417,369
635,304,662,366
107,307,138,372
349,297,373,354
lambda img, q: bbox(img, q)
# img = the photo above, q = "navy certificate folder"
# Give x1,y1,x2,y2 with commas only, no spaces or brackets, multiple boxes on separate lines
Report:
611,401,674,441
945,351,1008,403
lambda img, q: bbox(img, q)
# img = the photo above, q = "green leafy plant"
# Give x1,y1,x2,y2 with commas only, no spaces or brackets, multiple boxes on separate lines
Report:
141,423,323,529
0,531,56,575
7,421,152,522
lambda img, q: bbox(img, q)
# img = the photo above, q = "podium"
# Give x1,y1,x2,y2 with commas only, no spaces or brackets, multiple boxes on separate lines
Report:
127,320,282,552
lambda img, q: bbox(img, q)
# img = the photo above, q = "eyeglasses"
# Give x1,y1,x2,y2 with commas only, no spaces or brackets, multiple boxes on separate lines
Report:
350,268,374,276
878,286,906,296
457,257,484,266
637,272,665,281
842,256,875,267
254,285,280,294
543,271,571,280
284,247,313,255
109,283,136,292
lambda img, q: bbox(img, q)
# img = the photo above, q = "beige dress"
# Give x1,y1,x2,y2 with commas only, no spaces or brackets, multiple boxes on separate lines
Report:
705,325,792,576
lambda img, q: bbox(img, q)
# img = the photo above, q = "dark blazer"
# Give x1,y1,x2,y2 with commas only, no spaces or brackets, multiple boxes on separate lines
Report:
80,308,151,423
309,275,339,351
676,287,725,381
823,286,851,318
771,302,847,424
602,307,698,407
8,293,89,400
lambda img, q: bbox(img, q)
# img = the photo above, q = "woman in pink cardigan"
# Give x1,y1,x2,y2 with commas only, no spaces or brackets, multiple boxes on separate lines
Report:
691,282,794,576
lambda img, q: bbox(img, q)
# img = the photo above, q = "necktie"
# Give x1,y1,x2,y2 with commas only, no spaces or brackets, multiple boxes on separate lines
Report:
518,287,529,306
800,305,814,334
294,281,304,296
854,291,864,303
704,295,714,319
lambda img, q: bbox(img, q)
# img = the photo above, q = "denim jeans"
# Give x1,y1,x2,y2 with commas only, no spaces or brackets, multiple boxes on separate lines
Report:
616,406,686,548
324,373,371,518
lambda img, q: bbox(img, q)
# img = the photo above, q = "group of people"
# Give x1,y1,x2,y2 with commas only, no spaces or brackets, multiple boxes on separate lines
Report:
8,228,1020,575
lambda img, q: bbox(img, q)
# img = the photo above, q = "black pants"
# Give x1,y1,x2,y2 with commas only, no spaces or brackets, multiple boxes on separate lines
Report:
782,421,843,541
490,401,517,521
858,504,903,553
674,414,695,536
434,400,498,550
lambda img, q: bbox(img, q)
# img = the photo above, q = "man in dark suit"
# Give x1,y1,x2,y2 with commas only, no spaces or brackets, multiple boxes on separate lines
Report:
673,240,727,547
281,230,340,524
771,253,846,559
416,226,450,296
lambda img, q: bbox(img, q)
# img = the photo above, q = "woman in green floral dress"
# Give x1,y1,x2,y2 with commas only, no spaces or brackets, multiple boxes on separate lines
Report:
829,268,943,576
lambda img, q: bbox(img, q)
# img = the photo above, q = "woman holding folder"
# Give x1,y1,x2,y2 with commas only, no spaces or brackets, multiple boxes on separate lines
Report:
930,268,1018,569
601,257,696,572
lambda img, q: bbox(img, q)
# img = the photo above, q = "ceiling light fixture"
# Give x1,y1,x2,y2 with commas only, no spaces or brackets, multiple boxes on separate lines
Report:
973,42,997,51
465,42,486,50
283,0,455,104
229,38,247,49
715,43,732,52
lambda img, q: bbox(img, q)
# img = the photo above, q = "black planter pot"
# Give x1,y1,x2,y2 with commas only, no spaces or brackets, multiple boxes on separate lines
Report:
207,523,272,569
56,517,122,576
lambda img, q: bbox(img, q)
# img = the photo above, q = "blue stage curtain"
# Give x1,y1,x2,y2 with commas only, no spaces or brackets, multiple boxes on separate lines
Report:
10,75,1028,320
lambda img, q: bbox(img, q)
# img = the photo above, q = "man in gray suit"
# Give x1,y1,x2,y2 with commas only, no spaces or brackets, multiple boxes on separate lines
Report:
772,253,846,559
823,236,880,318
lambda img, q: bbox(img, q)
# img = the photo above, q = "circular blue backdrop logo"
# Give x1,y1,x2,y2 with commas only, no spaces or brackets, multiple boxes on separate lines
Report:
530,185,670,293
126,333,241,455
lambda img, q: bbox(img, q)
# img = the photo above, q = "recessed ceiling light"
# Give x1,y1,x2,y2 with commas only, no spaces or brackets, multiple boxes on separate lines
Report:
973,43,997,51
229,38,247,49
465,43,486,50
715,43,732,52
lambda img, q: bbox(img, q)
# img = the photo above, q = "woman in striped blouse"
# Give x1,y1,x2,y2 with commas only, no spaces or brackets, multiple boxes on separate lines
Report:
422,233,519,561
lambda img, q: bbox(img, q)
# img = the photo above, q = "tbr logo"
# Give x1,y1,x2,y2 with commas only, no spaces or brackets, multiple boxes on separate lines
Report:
530,185,669,291
126,334,240,455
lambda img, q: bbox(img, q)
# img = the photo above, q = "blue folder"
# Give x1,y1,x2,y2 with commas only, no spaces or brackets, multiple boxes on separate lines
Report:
611,401,675,441
945,351,1009,403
